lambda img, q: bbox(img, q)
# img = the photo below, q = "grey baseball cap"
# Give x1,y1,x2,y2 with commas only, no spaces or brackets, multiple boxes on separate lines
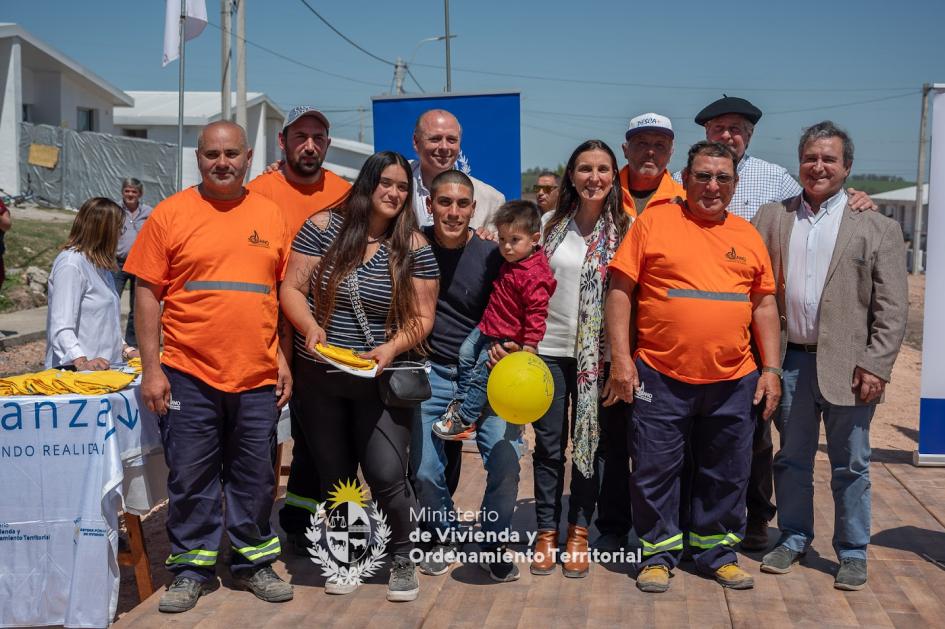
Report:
282,105,330,132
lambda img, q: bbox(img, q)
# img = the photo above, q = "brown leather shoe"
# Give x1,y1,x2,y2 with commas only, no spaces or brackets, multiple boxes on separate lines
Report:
530,529,558,575
562,525,589,578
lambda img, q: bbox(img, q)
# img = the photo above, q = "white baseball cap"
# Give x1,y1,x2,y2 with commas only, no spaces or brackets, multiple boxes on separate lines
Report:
625,113,674,140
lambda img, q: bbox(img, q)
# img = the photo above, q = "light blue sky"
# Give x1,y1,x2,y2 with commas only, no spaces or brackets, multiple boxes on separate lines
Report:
5,0,942,177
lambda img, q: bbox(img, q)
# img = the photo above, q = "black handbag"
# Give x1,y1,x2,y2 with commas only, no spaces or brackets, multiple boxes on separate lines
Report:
346,273,431,408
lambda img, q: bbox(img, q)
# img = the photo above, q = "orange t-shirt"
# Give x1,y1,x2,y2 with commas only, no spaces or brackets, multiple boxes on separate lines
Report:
246,168,351,237
609,203,775,384
123,187,291,392
619,167,684,219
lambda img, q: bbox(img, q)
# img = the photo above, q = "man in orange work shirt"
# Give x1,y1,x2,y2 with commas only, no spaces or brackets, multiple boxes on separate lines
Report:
246,105,351,554
126,121,294,613
605,141,782,594
619,113,684,219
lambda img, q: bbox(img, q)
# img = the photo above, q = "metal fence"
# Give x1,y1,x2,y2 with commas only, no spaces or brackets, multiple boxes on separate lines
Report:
18,123,177,210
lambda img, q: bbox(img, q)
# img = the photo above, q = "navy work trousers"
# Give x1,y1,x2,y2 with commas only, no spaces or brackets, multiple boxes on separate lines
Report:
159,365,281,582
630,359,757,574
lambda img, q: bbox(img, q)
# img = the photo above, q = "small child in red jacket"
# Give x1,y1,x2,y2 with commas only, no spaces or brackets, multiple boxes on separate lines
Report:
433,200,556,440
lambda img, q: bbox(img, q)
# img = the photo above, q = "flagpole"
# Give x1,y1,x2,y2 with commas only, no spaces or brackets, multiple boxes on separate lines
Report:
177,2,186,191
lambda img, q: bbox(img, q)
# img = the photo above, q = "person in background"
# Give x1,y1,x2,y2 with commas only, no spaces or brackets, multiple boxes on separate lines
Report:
533,172,560,213
113,178,152,348
410,109,505,229
619,113,684,219
46,197,135,370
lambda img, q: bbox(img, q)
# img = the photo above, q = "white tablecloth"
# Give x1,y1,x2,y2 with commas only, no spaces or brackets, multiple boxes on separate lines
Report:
0,382,290,627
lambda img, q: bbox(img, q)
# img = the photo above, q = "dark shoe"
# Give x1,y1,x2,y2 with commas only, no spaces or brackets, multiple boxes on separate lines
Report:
530,529,558,575
760,545,805,574
158,576,207,613
232,565,294,602
636,565,670,593
432,402,477,441
740,519,770,551
285,531,312,557
562,524,590,578
418,543,458,576
593,532,627,552
834,558,868,591
387,555,420,602
480,546,521,582
715,563,754,589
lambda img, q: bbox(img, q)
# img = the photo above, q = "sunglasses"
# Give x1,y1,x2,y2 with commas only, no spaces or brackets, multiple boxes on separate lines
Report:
532,184,558,194
691,172,735,186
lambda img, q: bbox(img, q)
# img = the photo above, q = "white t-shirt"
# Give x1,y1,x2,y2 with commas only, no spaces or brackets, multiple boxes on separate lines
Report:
45,249,124,368
538,217,587,358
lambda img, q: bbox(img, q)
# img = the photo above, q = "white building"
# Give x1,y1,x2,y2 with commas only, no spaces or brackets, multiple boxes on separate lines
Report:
0,23,134,194
114,91,374,187
874,184,928,271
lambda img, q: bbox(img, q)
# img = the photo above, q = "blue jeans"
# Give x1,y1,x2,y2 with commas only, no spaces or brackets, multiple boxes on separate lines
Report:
454,328,499,425
773,349,875,561
410,360,523,548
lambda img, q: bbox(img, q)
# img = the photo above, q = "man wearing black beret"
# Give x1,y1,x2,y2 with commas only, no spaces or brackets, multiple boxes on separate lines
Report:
674,95,876,553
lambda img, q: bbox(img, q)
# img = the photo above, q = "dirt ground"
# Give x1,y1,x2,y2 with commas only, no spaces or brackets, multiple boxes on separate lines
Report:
0,276,929,619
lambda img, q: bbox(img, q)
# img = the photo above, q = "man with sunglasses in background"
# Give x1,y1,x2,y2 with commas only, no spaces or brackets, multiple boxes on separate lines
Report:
675,97,876,550
607,141,782,592
532,172,559,213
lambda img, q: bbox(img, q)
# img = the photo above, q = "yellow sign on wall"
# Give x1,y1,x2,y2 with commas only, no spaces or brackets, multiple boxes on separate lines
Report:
28,144,60,169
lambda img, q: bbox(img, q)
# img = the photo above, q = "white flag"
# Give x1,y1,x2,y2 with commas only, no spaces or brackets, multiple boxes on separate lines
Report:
162,0,208,67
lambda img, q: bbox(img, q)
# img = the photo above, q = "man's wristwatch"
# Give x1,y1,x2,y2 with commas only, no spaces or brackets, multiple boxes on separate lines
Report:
762,366,783,377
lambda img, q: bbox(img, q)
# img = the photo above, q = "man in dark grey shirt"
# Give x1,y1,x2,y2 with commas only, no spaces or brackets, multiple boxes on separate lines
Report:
410,170,523,583
114,177,152,347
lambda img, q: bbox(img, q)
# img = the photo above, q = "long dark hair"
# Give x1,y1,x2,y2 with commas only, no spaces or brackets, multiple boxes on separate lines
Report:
314,151,422,342
543,139,630,241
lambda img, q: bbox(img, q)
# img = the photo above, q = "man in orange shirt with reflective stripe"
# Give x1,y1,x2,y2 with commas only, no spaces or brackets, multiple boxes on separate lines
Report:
605,141,782,593
246,106,352,554
127,121,294,612
619,113,684,219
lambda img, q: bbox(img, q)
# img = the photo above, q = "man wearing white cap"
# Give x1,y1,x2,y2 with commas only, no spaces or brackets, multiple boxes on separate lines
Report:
247,105,352,555
619,113,685,219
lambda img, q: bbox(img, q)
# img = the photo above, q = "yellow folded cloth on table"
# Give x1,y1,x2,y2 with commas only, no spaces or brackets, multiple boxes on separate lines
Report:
126,357,142,374
68,370,136,395
0,368,135,396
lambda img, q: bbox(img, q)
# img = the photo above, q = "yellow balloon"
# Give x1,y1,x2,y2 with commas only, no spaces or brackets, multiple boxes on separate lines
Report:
487,351,554,425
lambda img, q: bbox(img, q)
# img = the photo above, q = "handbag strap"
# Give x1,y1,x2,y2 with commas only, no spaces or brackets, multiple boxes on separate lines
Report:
345,271,377,349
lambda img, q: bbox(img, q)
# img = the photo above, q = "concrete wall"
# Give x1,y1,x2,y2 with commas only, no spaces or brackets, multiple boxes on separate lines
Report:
0,38,22,194
59,72,116,134
20,66,60,126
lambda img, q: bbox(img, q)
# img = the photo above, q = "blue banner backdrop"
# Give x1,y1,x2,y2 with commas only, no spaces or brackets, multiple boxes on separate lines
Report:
371,92,522,201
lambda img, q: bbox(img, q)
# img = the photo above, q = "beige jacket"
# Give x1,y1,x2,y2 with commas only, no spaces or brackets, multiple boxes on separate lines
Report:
752,195,908,406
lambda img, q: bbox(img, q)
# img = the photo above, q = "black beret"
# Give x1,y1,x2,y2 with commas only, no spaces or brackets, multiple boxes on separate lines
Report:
694,96,762,126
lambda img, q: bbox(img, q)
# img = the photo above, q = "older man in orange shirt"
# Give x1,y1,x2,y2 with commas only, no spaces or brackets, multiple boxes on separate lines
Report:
605,141,782,593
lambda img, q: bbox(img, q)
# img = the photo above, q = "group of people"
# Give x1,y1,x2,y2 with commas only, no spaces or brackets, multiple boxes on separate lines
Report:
42,94,909,611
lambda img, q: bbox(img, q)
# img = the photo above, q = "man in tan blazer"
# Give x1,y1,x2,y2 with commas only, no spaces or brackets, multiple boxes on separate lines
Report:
751,121,907,591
